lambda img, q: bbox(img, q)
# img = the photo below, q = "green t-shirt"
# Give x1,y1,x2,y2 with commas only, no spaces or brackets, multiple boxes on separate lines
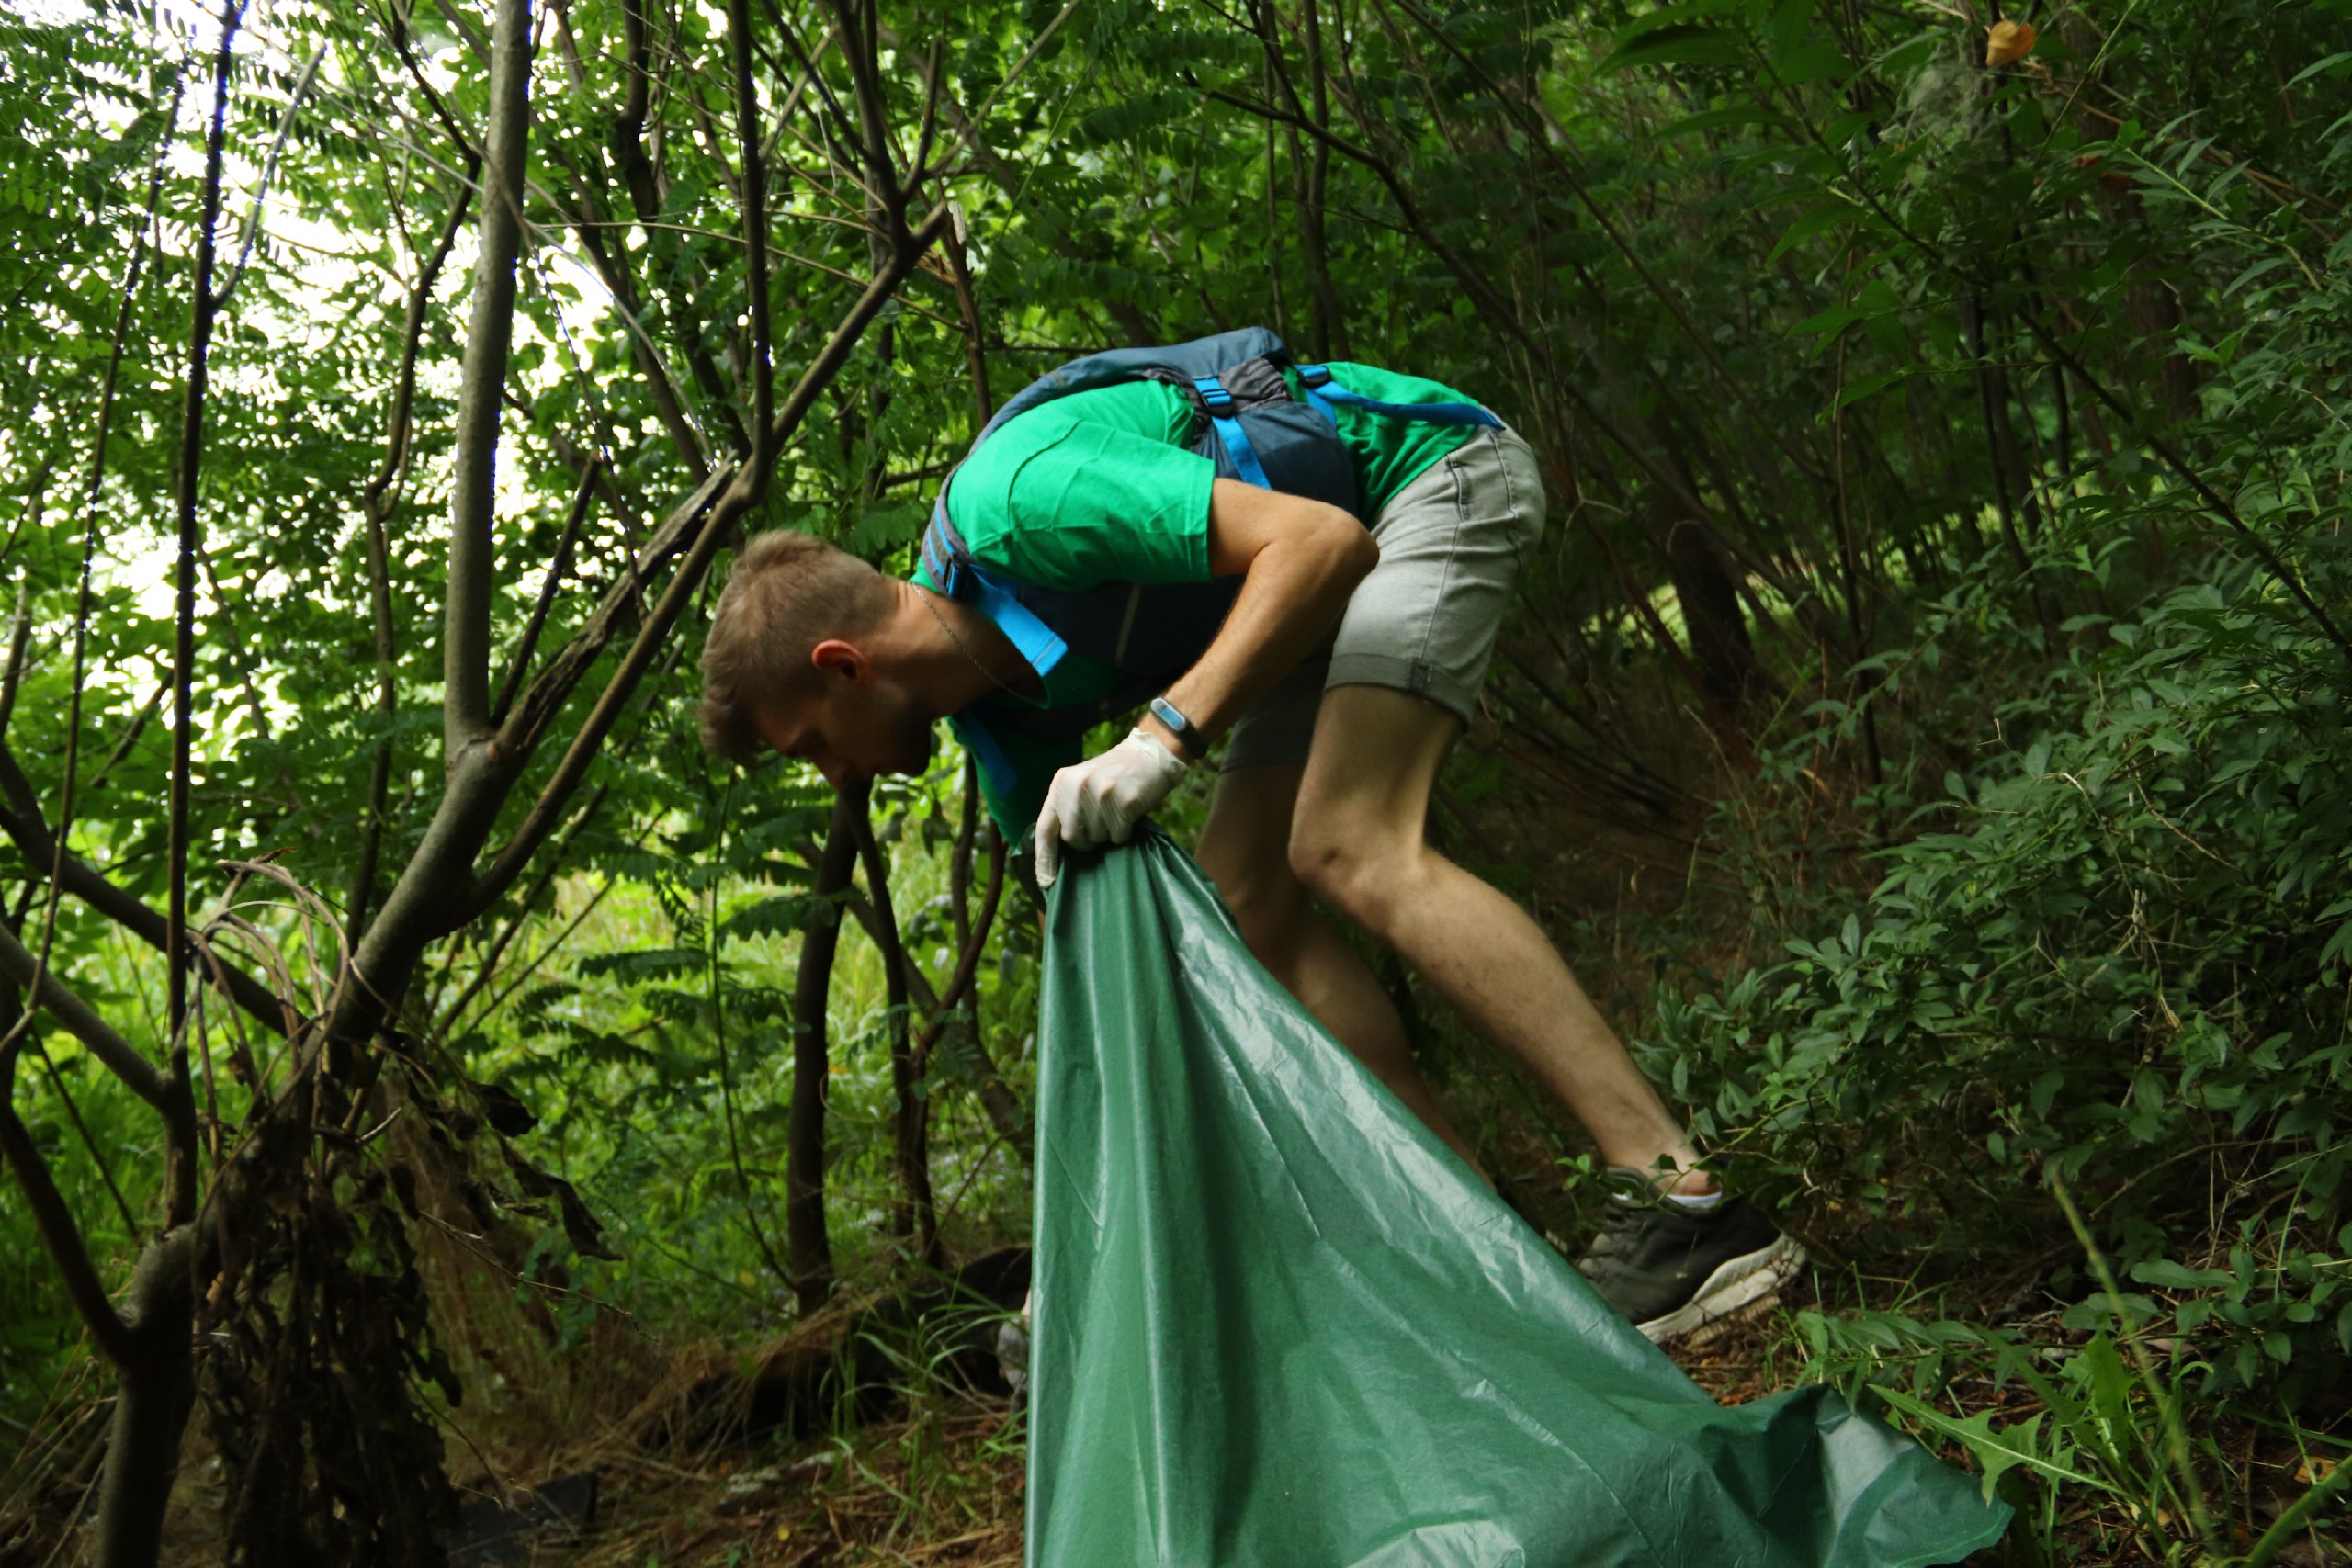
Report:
1295,360,1490,516
913,362,1488,833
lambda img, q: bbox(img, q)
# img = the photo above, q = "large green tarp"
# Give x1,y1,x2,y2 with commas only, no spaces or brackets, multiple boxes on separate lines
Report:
1027,829,2010,1567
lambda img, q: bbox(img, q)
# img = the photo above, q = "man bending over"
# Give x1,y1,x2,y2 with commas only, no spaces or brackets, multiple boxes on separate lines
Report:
696,336,1797,1341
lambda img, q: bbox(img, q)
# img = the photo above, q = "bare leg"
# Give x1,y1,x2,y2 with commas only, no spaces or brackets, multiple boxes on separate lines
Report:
1197,762,1483,1168
1289,686,1707,1190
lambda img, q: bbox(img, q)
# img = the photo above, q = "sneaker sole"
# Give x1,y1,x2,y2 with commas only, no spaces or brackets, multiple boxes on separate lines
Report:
1636,1234,1806,1345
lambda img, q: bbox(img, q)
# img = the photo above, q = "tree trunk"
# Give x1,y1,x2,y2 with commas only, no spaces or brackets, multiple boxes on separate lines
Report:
1657,506,1770,714
94,1231,198,1568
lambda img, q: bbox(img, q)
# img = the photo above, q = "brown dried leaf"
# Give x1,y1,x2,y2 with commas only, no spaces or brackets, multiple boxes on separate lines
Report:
1986,18,2037,66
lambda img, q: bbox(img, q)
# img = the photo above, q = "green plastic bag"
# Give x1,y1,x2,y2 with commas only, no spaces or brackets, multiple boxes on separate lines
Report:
1027,830,2009,1567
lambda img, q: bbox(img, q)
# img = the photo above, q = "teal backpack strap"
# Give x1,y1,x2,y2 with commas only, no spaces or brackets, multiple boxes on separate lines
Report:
922,503,1069,679
1191,376,1273,487
947,705,1022,804
1295,363,1502,430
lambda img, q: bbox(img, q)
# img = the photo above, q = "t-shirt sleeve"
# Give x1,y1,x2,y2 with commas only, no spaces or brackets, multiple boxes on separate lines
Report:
949,412,1216,591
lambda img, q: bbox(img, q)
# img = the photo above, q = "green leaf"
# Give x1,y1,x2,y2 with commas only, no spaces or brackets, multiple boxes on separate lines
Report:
1602,23,1747,72
2129,1258,2233,1291
1835,367,1909,410
2287,50,2352,87
1659,105,1776,140
1769,202,1853,263
1767,0,1811,55
2074,1335,2134,1468
1872,1391,2110,1499
1775,41,1856,83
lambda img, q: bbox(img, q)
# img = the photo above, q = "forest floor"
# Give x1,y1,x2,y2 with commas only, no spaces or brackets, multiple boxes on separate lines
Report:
413,1287,1917,1568
422,1280,2347,1568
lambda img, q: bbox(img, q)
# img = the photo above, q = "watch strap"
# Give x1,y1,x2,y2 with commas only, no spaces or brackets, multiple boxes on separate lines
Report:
1148,695,1199,750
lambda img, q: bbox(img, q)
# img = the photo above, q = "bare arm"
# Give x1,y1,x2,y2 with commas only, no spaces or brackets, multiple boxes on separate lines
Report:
1139,478,1377,760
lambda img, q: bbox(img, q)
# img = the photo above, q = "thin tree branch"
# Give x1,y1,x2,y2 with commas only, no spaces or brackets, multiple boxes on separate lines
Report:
444,0,537,753
0,745,291,1037
851,795,934,1258
0,1103,135,1365
431,783,611,1038
0,64,186,1079
786,785,864,1308
913,823,1003,1069
164,0,246,1234
0,587,28,746
472,202,954,913
707,777,791,1286
492,460,599,723
0,922,170,1111
348,166,478,948
729,0,775,474
213,41,328,311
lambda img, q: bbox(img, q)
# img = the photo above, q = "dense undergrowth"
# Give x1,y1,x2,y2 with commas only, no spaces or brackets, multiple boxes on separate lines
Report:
1634,318,2352,1559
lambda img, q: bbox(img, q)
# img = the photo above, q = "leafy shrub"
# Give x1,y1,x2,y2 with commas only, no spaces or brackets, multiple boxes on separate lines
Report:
1656,550,2352,1397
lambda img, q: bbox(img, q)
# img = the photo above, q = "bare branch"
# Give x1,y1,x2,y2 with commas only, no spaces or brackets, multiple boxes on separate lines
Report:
541,147,717,475
729,0,775,474
0,921,171,1111
445,0,537,753
913,822,1004,1069
853,796,934,1258
491,461,600,723
787,785,865,1307
348,168,478,948
0,585,29,745
942,209,993,421
0,1102,134,1365
164,0,245,1232
430,783,611,1038
0,745,291,1037
214,42,328,311
471,202,954,913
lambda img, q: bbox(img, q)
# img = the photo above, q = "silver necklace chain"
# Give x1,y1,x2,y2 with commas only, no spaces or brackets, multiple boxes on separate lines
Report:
920,588,1026,702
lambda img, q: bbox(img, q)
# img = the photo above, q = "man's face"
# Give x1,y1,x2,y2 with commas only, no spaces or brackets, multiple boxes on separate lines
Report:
751,675,934,789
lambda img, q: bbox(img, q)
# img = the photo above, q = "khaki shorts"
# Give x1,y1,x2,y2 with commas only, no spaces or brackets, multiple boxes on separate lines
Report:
1223,424,1544,771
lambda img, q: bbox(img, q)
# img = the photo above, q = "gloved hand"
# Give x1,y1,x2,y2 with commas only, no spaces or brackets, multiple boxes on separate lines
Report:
1034,727,1189,888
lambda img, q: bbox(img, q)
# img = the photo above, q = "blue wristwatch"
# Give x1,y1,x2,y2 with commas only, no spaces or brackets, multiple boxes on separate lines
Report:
1148,695,1201,753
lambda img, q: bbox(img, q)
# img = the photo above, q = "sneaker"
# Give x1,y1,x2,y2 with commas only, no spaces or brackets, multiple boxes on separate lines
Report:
1576,1169,1804,1343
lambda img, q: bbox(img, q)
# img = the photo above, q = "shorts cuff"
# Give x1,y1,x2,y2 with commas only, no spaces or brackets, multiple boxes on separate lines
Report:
1325,651,1480,726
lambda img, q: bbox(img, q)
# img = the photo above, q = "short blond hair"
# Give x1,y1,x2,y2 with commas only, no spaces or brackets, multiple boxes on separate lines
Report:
699,530,894,762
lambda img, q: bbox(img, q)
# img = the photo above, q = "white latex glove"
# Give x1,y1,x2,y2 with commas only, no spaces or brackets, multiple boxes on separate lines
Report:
1034,727,1189,888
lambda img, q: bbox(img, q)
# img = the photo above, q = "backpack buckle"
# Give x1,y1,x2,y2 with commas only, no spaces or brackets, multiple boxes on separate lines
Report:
1191,375,1237,415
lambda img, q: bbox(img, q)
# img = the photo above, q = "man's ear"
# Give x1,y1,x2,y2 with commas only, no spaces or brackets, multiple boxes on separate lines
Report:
809,638,871,683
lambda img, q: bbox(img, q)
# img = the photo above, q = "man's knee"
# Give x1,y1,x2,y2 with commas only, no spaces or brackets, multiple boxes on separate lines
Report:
1201,844,1307,959
1289,816,1411,936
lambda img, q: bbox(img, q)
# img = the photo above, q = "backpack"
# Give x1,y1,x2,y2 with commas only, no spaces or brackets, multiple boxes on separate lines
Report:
920,328,1498,792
